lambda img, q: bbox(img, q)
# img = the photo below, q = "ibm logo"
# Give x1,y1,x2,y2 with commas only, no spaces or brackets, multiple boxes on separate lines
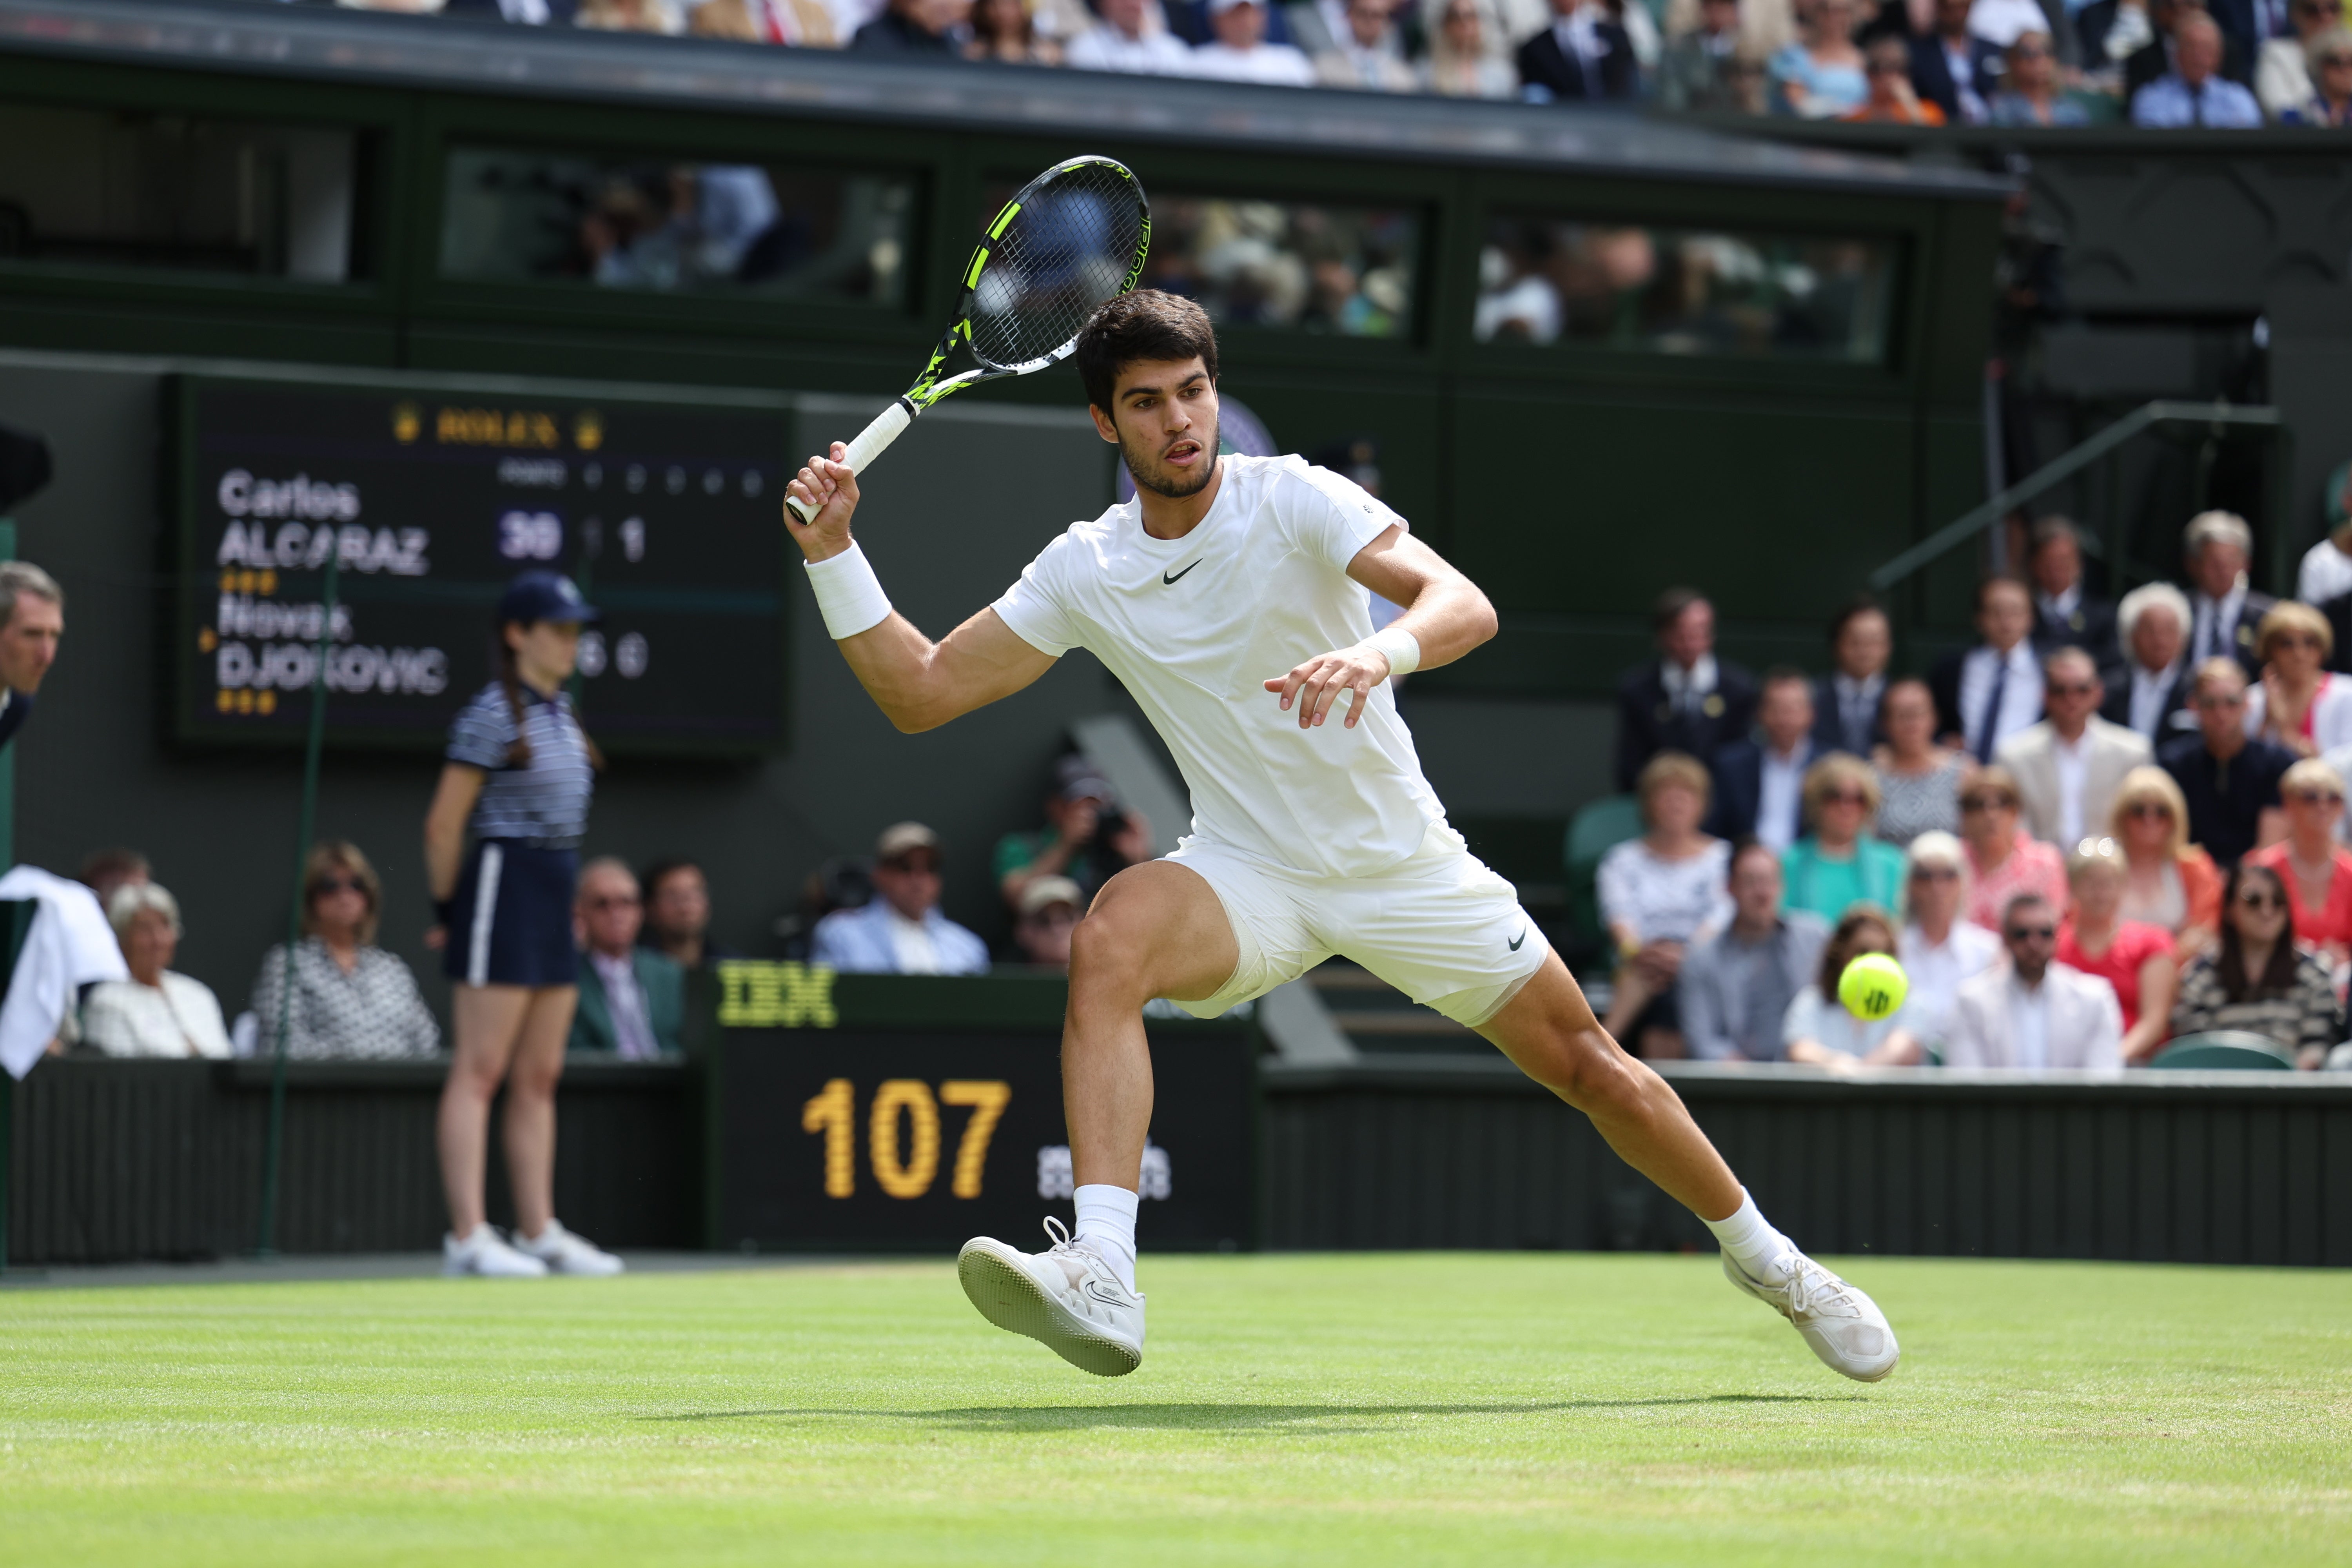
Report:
716,961,838,1029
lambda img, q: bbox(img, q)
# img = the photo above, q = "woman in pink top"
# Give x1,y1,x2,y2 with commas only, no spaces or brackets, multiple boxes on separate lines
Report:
1958,764,2067,933
2243,755,2352,965
2056,838,2177,1063
2245,602,2352,758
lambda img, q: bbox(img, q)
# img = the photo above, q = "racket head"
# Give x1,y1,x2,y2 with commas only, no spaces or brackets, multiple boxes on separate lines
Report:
961,156,1151,377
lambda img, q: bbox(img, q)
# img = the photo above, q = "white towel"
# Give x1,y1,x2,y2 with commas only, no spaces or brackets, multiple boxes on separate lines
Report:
0,865,130,1080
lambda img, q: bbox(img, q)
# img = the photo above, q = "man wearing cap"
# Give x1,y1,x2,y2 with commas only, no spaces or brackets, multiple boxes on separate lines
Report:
994,756,1155,915
1188,0,1318,82
1011,875,1085,971
811,822,989,975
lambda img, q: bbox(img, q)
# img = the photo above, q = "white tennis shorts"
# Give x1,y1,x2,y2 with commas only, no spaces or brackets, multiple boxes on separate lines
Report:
1166,820,1551,1028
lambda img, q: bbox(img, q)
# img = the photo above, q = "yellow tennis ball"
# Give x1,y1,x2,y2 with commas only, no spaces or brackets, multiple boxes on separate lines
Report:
1838,952,1909,1021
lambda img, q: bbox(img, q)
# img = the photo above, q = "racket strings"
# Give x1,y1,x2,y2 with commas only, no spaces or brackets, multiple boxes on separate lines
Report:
969,161,1146,370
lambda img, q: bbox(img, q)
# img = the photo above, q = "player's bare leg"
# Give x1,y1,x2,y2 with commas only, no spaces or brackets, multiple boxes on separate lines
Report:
1478,955,1900,1381
958,860,1237,1375
1061,861,1240,1190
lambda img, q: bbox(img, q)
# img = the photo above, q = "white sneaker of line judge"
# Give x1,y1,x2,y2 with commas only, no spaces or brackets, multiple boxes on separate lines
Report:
443,1223,548,1278
958,1218,1145,1377
509,1219,626,1276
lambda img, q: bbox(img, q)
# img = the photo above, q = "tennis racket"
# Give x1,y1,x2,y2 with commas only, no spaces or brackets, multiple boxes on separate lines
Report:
785,154,1151,524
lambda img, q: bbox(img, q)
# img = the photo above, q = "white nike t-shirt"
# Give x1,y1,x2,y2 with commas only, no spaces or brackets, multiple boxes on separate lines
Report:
992,454,1445,880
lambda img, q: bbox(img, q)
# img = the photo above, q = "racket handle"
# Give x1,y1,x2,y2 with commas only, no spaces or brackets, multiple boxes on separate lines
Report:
786,399,915,524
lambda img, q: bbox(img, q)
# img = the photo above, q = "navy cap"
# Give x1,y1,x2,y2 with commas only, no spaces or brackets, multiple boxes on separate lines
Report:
498,570,601,626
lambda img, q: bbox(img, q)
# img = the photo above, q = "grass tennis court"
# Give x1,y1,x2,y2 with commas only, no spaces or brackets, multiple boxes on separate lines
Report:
0,1252,2343,1566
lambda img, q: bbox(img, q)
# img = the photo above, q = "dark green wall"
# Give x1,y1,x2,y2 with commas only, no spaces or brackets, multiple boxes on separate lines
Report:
0,50,2004,704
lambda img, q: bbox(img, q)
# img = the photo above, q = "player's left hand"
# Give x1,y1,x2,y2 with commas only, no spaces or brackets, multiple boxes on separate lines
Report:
1265,644,1391,730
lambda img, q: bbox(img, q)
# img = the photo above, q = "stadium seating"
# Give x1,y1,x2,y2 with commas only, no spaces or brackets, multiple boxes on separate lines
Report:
2149,1033,2299,1071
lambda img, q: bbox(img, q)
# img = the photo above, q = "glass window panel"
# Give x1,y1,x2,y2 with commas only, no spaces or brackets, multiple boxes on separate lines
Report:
981,183,1419,340
1476,213,1896,365
0,105,359,282
1145,195,1418,339
442,148,913,306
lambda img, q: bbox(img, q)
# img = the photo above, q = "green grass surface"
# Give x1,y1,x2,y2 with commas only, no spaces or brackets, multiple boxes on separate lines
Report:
0,1253,2345,1566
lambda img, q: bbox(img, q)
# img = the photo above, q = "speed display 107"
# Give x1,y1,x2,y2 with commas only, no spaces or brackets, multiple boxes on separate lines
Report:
172,372,790,754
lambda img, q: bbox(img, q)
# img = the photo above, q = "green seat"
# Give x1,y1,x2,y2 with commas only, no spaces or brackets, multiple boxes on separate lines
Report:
2149,1033,2298,1071
1562,794,1645,958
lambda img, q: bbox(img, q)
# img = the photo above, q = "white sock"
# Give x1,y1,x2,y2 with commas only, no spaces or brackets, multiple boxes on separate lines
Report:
1072,1183,1140,1292
1702,1189,1795,1282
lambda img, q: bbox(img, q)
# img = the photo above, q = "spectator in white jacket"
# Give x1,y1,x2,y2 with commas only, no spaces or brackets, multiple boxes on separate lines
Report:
1945,891,2123,1070
1191,0,1320,79
1066,0,1196,70
81,883,232,1059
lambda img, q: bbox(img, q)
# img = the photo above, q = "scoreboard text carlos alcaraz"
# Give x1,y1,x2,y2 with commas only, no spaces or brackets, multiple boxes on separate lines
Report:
174,372,790,755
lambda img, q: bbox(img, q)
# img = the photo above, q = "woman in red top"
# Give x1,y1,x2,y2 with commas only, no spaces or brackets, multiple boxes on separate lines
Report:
2057,838,2178,1063
2243,756,2352,965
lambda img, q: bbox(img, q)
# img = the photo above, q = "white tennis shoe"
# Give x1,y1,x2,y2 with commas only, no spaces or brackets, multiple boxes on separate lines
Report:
958,1217,1145,1377
442,1223,548,1278
1723,1249,1900,1382
510,1220,625,1277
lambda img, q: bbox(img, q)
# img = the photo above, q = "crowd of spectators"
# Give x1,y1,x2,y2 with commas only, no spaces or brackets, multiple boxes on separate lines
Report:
305,0,2352,125
1608,505,2352,1072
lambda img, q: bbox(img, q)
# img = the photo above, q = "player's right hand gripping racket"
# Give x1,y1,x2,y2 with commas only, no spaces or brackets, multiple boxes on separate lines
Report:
785,155,1151,524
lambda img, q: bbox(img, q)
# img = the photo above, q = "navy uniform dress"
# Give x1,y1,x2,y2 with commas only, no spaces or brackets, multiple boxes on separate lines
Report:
442,681,594,989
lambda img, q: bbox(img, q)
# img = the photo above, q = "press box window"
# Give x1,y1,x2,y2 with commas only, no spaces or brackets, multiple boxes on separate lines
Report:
983,180,1421,341
1143,196,1418,339
441,148,914,306
0,105,361,282
1475,214,1897,365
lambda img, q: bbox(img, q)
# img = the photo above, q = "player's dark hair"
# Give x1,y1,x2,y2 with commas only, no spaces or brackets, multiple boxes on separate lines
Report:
497,622,604,773
1074,291,1219,414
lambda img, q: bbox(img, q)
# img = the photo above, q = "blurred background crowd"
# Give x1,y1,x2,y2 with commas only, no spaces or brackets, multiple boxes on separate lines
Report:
290,0,2352,127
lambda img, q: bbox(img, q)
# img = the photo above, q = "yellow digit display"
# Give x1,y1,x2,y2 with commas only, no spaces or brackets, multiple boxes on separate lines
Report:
869,1080,941,1199
941,1080,1013,1200
801,1077,855,1198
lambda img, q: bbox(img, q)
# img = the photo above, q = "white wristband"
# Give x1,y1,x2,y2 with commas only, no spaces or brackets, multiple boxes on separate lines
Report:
804,541,892,641
1367,626,1421,678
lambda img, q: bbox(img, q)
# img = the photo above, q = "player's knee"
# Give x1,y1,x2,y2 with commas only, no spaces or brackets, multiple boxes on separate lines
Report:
1067,909,1154,1006
1542,1028,1650,1114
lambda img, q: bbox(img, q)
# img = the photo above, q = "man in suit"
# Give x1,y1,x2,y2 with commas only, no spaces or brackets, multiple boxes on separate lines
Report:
1945,892,2123,1069
2027,517,2117,668
1517,0,1640,100
569,858,686,1060
2123,0,2253,96
2102,581,2196,746
1813,599,1892,758
2182,509,2272,679
1996,648,2151,848
1615,587,1758,793
1910,0,2004,121
1931,576,2044,762
1709,668,1817,853
2160,659,2292,866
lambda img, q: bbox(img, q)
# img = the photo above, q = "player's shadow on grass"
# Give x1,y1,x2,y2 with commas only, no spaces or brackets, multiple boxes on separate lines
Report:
648,1394,1858,1432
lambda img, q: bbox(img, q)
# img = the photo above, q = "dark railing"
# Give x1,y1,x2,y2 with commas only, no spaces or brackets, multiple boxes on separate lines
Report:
1869,399,2288,593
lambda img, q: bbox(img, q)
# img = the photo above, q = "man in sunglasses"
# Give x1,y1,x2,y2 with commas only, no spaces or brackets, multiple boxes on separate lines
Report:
1996,648,2149,850
2160,659,2292,867
1946,892,2123,1070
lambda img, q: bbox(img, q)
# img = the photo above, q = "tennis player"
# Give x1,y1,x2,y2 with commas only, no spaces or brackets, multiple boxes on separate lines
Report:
784,292,1897,1382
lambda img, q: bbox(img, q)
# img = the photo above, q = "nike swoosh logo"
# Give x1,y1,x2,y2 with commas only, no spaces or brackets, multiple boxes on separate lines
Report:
1162,560,1202,586
1081,1279,1130,1307
1508,929,1526,951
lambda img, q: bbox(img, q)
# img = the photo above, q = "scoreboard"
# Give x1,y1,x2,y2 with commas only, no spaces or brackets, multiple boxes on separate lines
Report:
172,372,791,754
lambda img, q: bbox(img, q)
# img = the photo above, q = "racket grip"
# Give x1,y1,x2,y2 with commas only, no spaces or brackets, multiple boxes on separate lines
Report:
786,399,914,524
